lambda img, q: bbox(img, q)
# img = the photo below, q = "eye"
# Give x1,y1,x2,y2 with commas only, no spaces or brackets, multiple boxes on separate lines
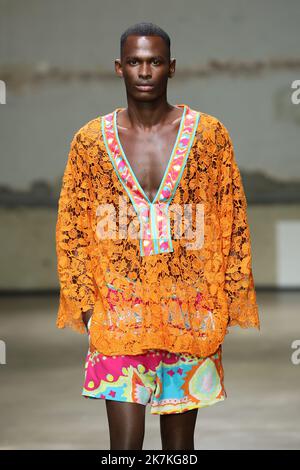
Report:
152,59,161,65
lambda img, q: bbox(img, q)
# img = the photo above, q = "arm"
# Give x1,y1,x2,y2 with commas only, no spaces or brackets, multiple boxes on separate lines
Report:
218,124,260,330
55,132,96,334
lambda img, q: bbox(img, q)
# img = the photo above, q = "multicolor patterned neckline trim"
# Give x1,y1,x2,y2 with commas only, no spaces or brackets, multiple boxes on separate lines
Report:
101,104,200,257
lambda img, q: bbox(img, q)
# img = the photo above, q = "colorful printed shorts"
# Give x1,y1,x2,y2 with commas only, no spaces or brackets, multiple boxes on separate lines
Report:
81,318,227,415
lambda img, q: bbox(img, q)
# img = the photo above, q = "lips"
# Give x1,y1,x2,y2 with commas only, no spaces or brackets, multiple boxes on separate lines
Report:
136,84,154,91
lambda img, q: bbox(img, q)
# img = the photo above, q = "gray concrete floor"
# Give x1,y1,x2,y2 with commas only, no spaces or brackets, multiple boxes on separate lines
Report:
0,291,300,450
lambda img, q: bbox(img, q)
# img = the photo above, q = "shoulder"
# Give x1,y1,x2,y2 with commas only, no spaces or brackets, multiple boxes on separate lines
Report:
70,116,102,147
66,116,103,172
192,110,235,169
195,110,232,143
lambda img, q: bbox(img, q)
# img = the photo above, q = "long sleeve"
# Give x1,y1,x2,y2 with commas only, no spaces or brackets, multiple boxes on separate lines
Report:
55,132,97,334
218,124,260,330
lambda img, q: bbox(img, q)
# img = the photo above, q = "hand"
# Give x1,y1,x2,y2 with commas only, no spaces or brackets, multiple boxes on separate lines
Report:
82,309,93,333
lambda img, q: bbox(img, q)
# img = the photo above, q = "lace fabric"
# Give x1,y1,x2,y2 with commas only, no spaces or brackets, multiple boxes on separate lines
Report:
55,105,260,357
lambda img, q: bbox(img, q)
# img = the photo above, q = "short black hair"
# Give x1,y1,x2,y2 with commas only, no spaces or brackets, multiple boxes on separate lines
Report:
120,22,171,60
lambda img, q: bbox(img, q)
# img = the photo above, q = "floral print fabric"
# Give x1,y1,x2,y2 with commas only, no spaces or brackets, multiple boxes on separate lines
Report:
55,104,260,358
82,318,227,415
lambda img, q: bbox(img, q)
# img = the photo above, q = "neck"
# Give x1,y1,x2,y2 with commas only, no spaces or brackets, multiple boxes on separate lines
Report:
122,97,177,131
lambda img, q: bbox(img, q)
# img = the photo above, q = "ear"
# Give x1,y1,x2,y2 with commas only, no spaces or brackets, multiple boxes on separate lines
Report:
168,58,176,78
114,59,123,78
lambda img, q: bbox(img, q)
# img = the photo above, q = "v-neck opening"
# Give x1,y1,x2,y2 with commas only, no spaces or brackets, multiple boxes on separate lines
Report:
101,104,201,256
113,104,187,205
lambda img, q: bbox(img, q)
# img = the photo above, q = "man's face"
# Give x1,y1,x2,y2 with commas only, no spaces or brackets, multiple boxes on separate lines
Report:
115,35,175,102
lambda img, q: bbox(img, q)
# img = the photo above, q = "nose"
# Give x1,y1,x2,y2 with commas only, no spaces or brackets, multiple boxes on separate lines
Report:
138,62,152,78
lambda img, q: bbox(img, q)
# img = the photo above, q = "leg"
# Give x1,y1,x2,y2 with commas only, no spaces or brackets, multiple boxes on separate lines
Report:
160,408,198,450
105,400,146,450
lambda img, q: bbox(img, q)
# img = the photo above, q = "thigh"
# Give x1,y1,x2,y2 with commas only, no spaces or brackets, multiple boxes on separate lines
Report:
150,346,226,415
160,408,198,450
82,343,159,450
105,399,146,450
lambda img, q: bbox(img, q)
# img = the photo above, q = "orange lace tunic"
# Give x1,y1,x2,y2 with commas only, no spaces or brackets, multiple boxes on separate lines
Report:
55,103,260,357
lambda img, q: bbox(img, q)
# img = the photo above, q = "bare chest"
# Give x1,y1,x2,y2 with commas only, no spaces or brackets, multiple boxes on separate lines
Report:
117,123,181,202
